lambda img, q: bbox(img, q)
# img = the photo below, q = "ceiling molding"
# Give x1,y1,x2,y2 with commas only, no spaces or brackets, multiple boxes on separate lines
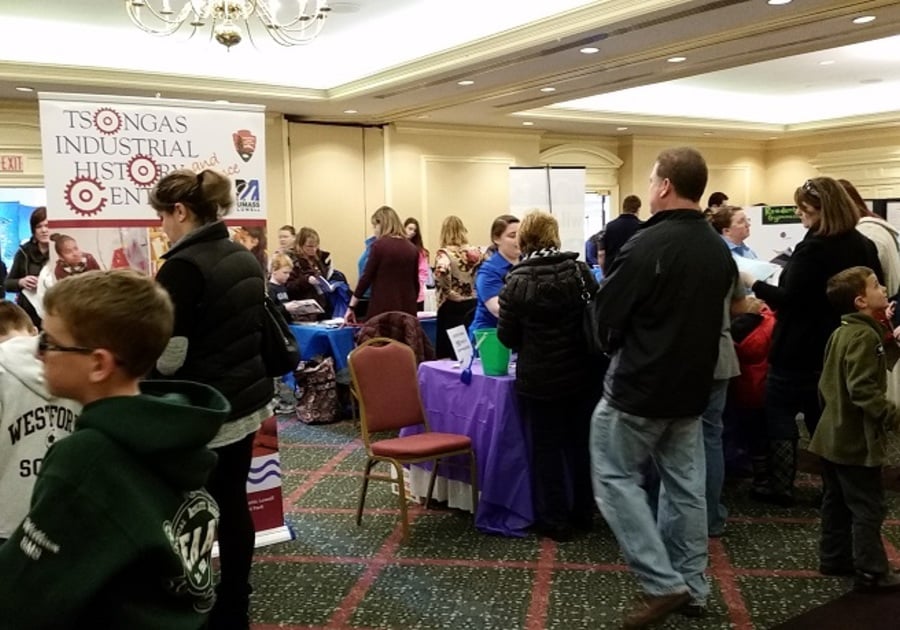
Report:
540,144,623,168
392,122,541,141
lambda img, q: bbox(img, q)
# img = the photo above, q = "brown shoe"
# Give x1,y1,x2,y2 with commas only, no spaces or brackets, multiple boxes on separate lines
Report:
622,591,691,629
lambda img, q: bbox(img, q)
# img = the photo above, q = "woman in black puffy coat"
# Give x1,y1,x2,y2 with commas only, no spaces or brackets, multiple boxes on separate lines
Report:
498,211,601,542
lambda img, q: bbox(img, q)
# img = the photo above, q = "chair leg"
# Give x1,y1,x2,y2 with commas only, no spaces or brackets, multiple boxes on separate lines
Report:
390,459,410,542
357,458,376,526
425,458,440,510
469,450,479,516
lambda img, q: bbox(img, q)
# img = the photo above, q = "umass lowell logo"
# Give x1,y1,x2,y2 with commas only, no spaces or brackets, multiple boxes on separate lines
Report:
163,490,220,613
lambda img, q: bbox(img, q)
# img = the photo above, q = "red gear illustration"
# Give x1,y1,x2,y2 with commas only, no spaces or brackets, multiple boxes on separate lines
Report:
93,107,122,135
64,176,107,216
127,154,161,187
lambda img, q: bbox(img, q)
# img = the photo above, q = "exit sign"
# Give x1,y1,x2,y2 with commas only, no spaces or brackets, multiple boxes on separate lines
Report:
0,154,25,172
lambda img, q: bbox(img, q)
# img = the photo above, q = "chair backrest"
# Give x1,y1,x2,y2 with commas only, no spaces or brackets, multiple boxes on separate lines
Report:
356,311,435,364
349,337,427,434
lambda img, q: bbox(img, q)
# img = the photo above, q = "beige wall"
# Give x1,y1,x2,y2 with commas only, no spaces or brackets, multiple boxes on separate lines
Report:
7,97,900,287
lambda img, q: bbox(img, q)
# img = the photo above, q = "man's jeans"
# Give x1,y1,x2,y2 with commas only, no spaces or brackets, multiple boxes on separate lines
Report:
702,379,729,536
590,398,709,603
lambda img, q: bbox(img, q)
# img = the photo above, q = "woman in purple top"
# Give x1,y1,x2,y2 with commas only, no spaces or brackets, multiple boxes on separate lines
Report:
346,206,419,322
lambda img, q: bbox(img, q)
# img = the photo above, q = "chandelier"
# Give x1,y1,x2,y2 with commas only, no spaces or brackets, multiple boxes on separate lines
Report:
125,1,331,49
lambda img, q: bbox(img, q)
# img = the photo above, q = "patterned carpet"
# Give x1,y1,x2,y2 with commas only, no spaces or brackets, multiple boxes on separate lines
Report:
247,419,900,630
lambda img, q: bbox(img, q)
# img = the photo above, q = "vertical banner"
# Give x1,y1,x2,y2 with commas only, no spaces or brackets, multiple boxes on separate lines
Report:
37,93,291,550
509,166,586,258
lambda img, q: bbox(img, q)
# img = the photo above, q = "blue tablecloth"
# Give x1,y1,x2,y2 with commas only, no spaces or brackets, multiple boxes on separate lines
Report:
419,316,437,348
404,359,532,537
288,324,356,371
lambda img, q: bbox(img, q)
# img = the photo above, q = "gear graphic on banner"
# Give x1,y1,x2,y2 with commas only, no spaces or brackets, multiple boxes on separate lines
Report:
93,107,122,136
127,154,161,187
64,176,108,216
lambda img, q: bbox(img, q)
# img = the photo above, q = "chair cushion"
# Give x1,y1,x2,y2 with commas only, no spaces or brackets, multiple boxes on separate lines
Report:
371,432,472,458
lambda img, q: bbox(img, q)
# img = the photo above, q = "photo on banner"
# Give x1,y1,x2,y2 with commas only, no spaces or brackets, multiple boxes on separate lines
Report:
36,92,290,549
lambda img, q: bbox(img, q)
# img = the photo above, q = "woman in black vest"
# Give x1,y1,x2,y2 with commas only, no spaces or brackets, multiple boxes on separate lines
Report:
151,169,272,630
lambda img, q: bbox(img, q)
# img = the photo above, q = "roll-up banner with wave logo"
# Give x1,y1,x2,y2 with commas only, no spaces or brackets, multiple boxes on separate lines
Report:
37,92,291,550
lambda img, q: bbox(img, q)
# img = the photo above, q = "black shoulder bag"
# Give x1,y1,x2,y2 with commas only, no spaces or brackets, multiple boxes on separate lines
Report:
261,296,301,377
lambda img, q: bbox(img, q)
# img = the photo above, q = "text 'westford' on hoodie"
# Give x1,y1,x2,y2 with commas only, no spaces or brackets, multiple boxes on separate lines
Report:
0,334,81,539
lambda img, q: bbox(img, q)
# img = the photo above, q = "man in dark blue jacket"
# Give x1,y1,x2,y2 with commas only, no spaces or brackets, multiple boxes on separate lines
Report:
601,194,643,273
589,147,737,629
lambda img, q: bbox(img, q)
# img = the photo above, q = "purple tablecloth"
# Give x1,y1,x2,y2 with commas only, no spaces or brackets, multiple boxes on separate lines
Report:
404,359,533,537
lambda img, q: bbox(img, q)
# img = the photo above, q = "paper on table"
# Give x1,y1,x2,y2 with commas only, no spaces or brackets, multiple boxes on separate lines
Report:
734,255,779,283
446,325,473,366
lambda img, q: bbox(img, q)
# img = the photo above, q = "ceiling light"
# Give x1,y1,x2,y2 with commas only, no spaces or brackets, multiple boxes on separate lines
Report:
215,99,230,103
703,132,713,136
540,87,556,93
126,0,331,49
766,0,792,5
14,86,34,92
343,109,357,114
819,60,835,66
616,126,628,131
522,121,534,126
580,47,599,54
853,15,876,24
667,56,687,63
457,80,475,86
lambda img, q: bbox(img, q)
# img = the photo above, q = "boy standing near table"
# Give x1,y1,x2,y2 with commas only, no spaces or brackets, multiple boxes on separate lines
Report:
811,266,900,591
0,270,230,628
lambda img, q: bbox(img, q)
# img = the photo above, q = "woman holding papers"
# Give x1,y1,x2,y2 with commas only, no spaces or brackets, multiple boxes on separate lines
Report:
4,206,50,328
285,227,332,320
742,177,882,506
498,211,599,542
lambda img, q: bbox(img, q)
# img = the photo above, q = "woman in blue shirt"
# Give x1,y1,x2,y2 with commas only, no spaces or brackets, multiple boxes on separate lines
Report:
469,214,519,334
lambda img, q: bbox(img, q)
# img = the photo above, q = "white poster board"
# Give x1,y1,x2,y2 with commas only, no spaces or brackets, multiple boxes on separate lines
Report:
38,93,266,227
509,166,586,258
742,205,806,263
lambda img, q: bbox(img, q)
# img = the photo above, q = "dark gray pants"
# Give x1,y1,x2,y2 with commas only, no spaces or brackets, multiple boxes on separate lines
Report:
820,460,888,575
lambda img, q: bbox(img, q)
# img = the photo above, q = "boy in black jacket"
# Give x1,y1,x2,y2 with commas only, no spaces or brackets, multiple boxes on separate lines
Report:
0,270,230,629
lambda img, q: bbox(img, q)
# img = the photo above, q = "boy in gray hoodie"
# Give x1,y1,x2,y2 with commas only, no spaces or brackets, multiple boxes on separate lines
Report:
0,301,80,543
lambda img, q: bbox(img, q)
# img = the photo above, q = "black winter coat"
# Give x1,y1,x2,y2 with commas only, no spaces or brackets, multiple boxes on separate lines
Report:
752,227,882,373
3,238,50,327
497,251,599,400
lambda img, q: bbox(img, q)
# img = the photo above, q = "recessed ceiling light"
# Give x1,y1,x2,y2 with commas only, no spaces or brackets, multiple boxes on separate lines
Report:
667,56,687,63
703,132,714,136
540,87,556,93
819,60,835,66
580,47,599,54
14,86,34,92
522,121,534,126
415,114,430,119
853,15,876,24
767,0,792,5
457,80,475,86
215,99,230,103
343,109,358,114
616,126,628,131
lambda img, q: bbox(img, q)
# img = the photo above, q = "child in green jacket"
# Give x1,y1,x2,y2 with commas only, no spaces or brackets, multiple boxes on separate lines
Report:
811,266,900,592
0,270,230,629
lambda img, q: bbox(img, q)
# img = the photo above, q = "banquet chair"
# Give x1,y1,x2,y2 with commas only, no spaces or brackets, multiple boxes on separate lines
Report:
348,337,478,541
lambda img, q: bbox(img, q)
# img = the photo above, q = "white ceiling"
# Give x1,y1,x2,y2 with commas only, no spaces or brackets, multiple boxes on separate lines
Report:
0,0,899,138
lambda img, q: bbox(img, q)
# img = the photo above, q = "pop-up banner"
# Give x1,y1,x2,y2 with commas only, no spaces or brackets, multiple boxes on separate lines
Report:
37,93,290,550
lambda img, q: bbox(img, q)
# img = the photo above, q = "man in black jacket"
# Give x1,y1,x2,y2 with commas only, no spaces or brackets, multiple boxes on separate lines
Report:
589,147,738,629
601,194,643,273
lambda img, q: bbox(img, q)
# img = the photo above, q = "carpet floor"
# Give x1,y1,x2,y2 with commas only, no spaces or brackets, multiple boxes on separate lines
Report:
246,419,900,629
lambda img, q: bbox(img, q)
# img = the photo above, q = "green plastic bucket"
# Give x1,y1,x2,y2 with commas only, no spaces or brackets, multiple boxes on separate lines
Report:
474,328,510,376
